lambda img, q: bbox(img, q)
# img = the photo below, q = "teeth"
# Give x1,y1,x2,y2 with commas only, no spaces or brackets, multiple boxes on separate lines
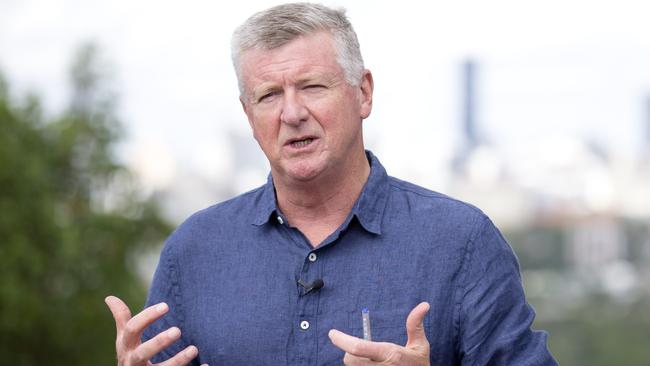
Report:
292,138,313,148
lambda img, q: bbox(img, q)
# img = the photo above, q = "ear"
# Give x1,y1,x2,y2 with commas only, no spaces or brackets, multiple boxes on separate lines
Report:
358,69,374,120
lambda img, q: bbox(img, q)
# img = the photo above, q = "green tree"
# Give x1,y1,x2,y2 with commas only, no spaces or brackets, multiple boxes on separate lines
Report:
537,294,650,366
0,44,172,365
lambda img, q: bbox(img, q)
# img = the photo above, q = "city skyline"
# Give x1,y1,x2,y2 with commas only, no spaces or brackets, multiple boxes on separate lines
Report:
2,0,650,219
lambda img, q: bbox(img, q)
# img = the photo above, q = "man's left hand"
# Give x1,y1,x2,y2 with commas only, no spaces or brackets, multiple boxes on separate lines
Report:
328,302,430,365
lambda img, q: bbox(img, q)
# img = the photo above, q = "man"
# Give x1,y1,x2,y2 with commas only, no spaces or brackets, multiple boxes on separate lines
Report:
106,3,557,365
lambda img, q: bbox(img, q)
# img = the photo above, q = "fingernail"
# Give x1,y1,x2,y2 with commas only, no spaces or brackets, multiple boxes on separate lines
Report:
185,346,198,357
156,303,168,313
167,327,180,339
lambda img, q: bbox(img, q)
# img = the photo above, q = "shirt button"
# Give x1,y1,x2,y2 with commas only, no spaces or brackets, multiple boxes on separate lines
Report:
277,216,284,225
308,253,317,262
300,320,310,330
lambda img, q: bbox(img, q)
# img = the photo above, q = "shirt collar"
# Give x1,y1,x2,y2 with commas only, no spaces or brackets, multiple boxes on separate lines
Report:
350,150,388,235
251,150,389,235
251,174,279,226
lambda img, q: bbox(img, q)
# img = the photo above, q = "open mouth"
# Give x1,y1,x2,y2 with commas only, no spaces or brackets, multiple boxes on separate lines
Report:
290,138,314,148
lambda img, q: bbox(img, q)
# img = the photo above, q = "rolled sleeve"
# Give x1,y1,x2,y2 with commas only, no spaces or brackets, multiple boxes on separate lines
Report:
458,217,557,365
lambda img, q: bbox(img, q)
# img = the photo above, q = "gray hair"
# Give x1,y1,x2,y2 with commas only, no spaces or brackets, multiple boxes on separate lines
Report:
231,2,364,97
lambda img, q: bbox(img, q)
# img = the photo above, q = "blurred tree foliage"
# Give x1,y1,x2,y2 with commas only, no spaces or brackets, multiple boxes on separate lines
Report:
537,294,650,366
508,225,650,365
0,44,172,365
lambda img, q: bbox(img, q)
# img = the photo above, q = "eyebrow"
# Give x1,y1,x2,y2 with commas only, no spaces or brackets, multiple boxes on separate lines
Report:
296,73,334,85
248,72,338,101
250,84,281,100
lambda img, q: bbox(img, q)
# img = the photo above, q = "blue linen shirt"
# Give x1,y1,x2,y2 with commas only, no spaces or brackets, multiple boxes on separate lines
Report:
143,151,557,365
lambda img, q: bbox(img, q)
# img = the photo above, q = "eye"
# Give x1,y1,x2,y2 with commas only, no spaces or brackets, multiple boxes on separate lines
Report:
304,84,325,90
257,91,277,103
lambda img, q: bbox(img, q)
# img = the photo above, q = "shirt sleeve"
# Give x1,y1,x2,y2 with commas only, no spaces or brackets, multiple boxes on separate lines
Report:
142,240,198,365
457,216,558,365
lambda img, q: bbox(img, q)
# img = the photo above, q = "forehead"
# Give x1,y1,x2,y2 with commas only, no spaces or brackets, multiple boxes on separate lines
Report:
240,31,343,87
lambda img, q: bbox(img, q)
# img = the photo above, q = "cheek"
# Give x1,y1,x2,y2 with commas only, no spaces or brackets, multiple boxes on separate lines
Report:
310,98,348,126
251,127,264,145
252,125,272,145
251,123,282,154
250,111,279,139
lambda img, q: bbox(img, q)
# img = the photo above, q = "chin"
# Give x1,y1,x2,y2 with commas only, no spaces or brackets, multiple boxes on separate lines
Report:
283,161,326,182
275,153,323,179
287,168,321,182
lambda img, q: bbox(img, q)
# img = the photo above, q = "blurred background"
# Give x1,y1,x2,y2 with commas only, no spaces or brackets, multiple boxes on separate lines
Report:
1,0,649,364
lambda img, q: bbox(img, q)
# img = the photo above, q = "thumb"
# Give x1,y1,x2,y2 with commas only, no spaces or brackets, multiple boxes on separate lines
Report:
405,302,430,348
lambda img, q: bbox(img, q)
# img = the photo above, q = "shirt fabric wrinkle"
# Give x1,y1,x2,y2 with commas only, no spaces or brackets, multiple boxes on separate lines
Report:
452,213,486,357
142,150,557,366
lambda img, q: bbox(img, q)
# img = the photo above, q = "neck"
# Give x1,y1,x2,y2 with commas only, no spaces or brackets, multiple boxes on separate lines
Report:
273,150,370,246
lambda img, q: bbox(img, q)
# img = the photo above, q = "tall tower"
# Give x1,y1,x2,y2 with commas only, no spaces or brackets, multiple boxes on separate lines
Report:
452,59,480,175
462,59,479,151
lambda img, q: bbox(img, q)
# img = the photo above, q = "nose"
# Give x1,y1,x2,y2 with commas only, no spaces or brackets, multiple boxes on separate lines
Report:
280,90,309,126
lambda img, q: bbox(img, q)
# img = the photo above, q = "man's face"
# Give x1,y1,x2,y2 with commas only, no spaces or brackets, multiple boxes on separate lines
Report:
239,31,373,183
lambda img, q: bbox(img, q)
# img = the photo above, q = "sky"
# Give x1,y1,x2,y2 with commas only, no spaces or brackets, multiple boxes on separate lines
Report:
2,0,650,201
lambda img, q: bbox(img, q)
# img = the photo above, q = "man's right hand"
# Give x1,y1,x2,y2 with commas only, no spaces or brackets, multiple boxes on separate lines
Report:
105,295,207,366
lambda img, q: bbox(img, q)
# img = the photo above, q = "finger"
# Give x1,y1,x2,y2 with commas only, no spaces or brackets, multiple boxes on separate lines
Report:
130,327,182,363
343,352,373,366
156,345,199,366
405,302,430,347
122,302,169,348
328,329,394,362
105,295,132,332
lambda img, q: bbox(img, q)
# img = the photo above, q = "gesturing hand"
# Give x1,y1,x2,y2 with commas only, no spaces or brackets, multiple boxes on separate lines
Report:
105,295,207,366
328,302,430,366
